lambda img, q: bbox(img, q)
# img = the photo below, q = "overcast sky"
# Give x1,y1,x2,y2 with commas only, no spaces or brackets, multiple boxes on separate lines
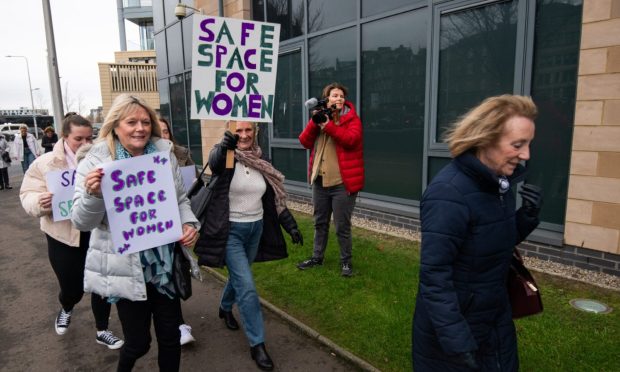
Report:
0,0,141,116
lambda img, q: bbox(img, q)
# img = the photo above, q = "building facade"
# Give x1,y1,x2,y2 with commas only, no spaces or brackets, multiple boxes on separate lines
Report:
153,0,620,276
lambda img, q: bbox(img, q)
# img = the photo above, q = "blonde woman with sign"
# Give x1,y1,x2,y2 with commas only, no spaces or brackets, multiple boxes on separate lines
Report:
71,94,199,372
19,113,124,349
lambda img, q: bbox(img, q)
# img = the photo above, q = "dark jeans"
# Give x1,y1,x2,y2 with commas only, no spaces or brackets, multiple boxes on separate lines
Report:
46,233,112,330
0,167,9,188
116,284,182,372
21,151,35,173
312,180,357,264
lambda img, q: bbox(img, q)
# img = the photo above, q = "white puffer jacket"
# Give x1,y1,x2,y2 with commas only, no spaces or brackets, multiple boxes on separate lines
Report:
71,139,200,301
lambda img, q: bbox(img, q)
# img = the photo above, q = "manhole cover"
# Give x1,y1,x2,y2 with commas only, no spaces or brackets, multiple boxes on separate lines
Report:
569,299,612,314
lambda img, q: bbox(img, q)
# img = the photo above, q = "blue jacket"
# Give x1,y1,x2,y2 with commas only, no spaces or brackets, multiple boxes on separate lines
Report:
412,152,538,371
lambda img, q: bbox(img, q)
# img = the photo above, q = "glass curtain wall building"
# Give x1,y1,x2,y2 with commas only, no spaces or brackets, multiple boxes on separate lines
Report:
153,0,584,247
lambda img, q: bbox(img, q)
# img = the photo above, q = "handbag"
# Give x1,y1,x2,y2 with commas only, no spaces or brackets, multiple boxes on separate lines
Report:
172,242,192,301
507,248,543,319
187,162,215,226
1,151,11,164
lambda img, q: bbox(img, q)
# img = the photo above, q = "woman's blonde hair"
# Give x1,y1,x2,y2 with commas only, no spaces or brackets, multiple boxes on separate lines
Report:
98,94,161,158
444,95,537,157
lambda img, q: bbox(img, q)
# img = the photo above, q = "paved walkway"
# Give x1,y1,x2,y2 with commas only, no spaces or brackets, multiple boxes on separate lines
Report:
0,163,356,371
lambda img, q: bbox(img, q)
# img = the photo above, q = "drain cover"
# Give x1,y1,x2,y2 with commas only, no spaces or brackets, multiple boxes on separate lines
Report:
569,299,612,314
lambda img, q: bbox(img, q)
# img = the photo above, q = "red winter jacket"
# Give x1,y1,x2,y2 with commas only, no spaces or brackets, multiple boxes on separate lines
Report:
298,101,364,194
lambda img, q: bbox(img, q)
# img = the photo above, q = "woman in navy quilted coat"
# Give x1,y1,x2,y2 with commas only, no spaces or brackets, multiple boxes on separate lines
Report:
412,95,542,371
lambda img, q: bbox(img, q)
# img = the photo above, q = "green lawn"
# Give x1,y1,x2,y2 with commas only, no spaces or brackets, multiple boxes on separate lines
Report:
232,212,620,371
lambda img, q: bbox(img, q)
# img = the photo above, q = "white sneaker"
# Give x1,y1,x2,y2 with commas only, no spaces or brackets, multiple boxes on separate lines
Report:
96,330,124,350
55,309,72,335
179,324,195,345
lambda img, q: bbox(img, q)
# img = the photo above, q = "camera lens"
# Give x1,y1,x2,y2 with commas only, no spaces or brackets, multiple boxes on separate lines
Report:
312,112,327,124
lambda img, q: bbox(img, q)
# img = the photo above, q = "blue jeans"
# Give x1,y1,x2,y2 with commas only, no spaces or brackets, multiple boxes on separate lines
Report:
220,220,265,346
21,152,35,173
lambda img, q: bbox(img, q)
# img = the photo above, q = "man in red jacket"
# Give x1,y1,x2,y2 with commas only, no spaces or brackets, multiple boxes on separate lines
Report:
297,82,364,277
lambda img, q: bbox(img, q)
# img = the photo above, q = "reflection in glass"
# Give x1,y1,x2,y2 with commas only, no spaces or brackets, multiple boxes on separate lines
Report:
169,74,188,146
361,10,427,200
182,16,193,70
526,0,582,225
436,1,518,140
154,31,167,77
272,148,306,182
273,51,303,139
267,0,304,40
308,0,356,33
166,23,184,75
158,79,170,121
153,0,164,31
362,0,416,18
185,71,203,164
308,28,356,101
252,0,265,21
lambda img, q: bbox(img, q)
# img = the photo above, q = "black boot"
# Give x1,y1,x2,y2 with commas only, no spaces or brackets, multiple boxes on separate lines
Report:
250,343,274,371
218,307,239,330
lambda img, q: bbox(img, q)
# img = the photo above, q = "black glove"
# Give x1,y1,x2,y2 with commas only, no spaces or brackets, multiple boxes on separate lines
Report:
457,352,480,370
519,183,543,218
290,229,303,245
221,131,238,150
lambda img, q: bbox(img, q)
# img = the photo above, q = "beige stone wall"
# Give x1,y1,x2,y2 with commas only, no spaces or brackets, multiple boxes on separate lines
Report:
566,0,620,253
194,0,251,166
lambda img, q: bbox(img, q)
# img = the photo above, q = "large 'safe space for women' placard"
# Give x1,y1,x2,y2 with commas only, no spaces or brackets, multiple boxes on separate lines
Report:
100,152,182,255
190,15,280,122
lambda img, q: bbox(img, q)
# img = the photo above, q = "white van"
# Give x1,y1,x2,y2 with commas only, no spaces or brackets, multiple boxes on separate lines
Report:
0,123,25,142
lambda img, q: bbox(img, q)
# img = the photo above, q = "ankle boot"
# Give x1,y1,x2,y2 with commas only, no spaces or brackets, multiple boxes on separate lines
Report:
218,307,239,330
250,343,274,371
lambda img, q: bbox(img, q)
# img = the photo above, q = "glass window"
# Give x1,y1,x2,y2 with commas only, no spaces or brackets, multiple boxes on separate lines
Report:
308,27,357,103
253,0,265,21
166,23,184,75
184,71,203,164
169,74,188,146
435,0,518,141
428,157,451,183
266,0,304,40
308,0,356,33
155,31,168,77
361,10,427,200
272,148,306,182
273,50,303,139
158,79,170,122
153,0,164,31
362,0,417,17
163,0,177,26
526,0,582,226
182,16,193,70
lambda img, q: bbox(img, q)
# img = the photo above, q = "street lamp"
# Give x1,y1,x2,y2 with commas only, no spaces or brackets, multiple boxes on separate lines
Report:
6,55,39,139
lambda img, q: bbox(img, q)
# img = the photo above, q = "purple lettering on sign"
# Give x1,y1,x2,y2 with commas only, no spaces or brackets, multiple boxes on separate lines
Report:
118,243,130,254
227,72,245,93
111,170,124,191
114,196,124,213
244,49,257,69
240,22,254,46
146,224,157,234
199,18,216,42
248,94,261,118
213,93,232,115
122,229,135,241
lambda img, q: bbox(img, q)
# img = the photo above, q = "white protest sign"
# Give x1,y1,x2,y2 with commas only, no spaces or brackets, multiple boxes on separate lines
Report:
180,165,197,192
190,16,280,122
45,169,76,221
100,152,182,255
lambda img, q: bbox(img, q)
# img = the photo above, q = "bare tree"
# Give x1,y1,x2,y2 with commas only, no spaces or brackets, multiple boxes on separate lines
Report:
63,81,76,113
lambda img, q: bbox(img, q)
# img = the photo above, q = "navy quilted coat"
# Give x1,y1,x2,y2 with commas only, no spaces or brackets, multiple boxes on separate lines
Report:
412,152,539,371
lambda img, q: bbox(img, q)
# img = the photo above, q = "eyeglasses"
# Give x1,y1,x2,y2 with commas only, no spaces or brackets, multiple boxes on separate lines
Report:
64,112,78,118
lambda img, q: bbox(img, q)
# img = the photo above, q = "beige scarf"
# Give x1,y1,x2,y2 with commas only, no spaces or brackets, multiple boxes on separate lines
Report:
234,144,287,214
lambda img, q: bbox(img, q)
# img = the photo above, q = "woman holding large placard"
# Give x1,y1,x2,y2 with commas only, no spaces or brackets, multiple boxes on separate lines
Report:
19,113,124,349
71,94,199,372
194,121,303,371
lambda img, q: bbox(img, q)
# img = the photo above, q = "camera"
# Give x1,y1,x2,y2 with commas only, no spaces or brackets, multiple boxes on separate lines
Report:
175,4,187,20
310,99,336,124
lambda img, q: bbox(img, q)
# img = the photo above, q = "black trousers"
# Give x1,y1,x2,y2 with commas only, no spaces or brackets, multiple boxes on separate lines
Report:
116,284,182,372
46,233,112,330
0,167,9,188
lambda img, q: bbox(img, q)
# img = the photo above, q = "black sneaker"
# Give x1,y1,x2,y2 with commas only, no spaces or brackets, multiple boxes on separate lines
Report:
55,309,72,335
96,330,124,349
341,263,353,277
297,257,323,270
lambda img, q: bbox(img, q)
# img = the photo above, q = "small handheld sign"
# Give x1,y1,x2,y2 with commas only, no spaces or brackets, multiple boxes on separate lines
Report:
46,169,77,221
100,152,182,255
